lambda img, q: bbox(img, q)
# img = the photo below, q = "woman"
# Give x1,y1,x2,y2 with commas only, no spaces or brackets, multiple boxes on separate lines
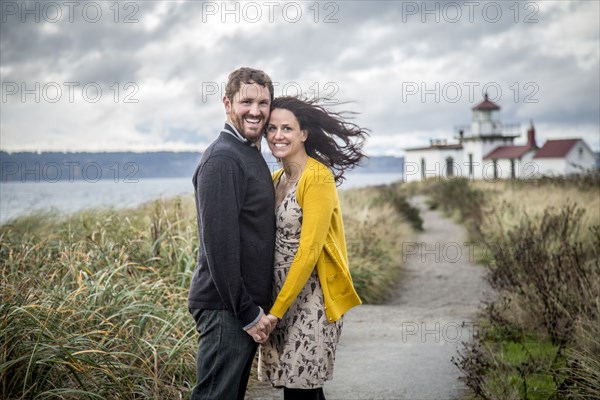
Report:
258,96,368,400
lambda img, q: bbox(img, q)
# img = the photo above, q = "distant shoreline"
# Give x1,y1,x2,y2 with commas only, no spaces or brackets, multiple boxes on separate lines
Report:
0,151,403,182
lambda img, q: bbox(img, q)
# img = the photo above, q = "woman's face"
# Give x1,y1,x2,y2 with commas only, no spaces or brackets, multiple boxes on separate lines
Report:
266,108,307,161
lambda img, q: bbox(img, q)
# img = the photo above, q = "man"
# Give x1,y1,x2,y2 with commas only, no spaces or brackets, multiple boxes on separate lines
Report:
188,67,276,400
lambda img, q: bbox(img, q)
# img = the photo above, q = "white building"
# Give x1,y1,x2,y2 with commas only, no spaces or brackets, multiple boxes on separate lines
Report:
532,139,597,176
403,95,597,181
402,140,464,181
482,121,538,179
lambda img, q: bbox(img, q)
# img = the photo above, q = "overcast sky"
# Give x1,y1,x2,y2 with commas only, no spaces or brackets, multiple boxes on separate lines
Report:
1,0,598,155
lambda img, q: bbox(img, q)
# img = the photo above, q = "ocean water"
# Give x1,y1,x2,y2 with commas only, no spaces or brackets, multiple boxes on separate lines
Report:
0,173,403,224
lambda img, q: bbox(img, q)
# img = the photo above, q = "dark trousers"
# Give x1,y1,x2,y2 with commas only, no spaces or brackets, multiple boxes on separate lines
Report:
190,308,257,400
283,387,326,400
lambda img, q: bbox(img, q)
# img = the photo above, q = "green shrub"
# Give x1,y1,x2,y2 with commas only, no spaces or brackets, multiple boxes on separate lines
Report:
440,177,600,399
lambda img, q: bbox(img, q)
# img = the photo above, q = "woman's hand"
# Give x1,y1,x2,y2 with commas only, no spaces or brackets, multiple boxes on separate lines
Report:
265,313,279,334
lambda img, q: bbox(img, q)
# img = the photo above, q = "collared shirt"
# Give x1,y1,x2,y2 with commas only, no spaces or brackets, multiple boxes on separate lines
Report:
222,121,259,149
243,307,264,331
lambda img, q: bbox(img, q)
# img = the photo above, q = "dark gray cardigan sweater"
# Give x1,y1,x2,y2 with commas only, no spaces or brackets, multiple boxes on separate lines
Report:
188,127,275,328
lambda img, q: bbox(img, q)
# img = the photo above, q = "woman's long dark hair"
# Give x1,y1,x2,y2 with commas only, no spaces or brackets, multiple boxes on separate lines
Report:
270,96,369,184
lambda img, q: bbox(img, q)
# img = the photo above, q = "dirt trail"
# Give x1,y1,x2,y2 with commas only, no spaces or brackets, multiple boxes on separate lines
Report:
248,196,489,400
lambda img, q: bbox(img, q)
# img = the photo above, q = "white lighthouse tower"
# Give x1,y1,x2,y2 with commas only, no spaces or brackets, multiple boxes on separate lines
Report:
460,93,520,179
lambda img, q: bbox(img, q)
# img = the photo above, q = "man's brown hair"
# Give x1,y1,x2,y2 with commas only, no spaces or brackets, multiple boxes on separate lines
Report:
225,67,274,102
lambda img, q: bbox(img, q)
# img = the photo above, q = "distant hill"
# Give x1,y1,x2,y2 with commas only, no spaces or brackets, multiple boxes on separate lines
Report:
0,152,202,182
0,151,403,182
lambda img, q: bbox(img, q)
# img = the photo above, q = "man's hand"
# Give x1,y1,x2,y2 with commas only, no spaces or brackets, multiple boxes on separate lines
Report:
246,313,272,344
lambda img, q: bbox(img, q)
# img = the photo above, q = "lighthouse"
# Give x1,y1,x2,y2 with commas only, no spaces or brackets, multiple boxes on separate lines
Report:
402,94,596,182
471,93,502,136
460,94,520,179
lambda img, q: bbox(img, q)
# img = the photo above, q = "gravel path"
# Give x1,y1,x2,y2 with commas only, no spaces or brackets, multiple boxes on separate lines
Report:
247,196,489,400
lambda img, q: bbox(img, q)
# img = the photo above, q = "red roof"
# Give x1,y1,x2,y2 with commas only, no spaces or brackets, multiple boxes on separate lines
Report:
533,139,579,159
483,145,533,160
472,93,500,111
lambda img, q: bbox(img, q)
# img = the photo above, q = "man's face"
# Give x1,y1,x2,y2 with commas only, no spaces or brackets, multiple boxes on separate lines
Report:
223,82,271,144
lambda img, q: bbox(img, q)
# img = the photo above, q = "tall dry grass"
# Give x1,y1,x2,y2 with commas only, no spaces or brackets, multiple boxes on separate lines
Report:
1,184,416,398
431,176,600,399
1,197,198,399
340,184,416,303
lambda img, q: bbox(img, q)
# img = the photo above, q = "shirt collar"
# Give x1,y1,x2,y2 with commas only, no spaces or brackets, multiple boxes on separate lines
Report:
222,122,259,150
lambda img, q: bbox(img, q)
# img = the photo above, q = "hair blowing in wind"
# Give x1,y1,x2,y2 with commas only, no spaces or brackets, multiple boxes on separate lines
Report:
270,96,370,184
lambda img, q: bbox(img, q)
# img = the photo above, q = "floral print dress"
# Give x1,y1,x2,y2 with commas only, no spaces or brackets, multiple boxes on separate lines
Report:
258,180,343,389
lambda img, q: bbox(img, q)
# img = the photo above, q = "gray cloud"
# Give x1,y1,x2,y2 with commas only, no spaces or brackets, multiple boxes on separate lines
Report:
1,0,598,153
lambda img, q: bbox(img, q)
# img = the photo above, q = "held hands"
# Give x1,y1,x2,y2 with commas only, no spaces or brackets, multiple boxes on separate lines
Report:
246,314,271,344
265,313,278,332
246,313,279,344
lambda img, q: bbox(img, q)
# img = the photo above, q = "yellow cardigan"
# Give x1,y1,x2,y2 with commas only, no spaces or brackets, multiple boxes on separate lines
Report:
269,157,362,322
